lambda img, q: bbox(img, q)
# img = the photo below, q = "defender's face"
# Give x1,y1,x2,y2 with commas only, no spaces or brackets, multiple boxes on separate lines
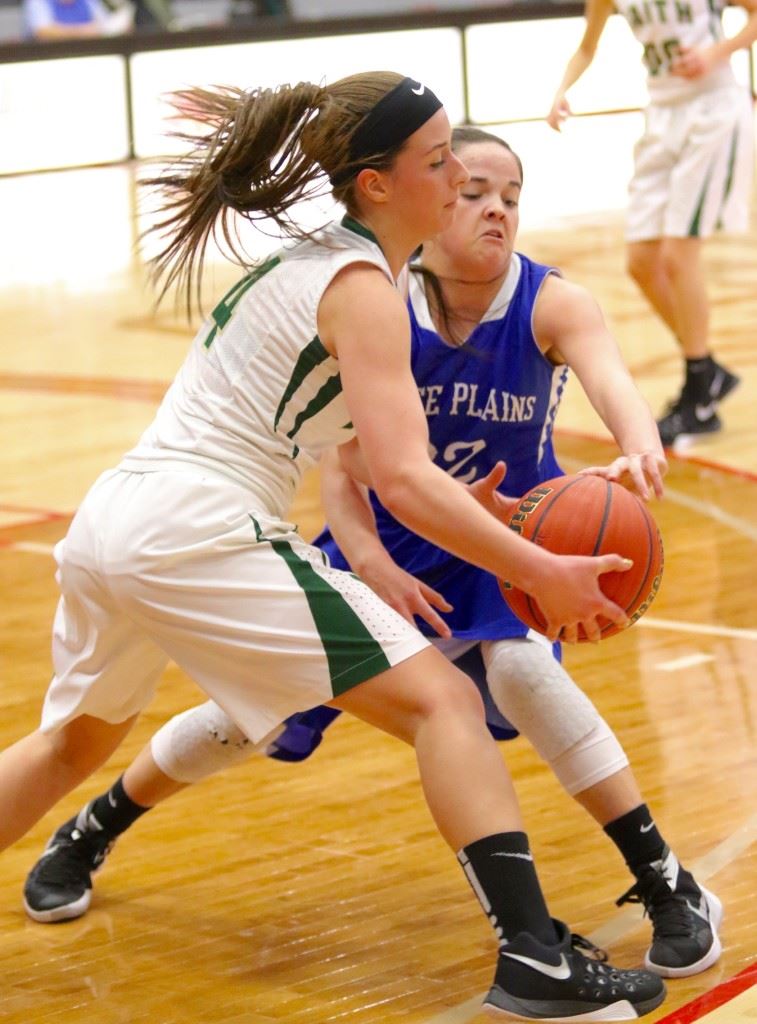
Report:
428,142,522,280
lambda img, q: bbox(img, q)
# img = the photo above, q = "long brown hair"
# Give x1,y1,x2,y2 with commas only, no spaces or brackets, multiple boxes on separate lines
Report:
144,71,407,310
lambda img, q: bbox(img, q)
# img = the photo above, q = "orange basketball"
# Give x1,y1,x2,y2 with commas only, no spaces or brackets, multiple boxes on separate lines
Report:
500,474,664,641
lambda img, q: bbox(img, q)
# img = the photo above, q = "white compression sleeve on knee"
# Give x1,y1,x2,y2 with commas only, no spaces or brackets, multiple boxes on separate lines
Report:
549,722,631,796
150,701,261,784
481,637,629,796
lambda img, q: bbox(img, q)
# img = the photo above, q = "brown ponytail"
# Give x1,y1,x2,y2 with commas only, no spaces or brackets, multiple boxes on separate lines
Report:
144,71,406,311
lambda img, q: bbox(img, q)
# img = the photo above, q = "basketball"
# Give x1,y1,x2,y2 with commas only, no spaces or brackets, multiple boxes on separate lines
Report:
500,474,664,640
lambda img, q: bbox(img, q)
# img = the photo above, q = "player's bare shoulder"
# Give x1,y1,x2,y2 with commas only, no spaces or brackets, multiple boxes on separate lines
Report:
318,263,409,358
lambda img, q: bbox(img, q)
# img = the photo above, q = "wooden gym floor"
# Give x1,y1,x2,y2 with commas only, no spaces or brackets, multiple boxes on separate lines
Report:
0,163,754,1023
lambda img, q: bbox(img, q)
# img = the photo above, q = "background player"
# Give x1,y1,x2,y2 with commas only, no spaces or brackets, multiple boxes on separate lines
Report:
547,0,757,447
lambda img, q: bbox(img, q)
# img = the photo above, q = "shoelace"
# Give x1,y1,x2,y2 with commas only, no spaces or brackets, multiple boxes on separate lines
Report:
570,933,609,964
33,831,112,887
616,869,699,938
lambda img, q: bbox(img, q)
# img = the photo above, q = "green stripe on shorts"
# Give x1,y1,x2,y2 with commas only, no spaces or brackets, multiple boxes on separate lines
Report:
251,517,391,696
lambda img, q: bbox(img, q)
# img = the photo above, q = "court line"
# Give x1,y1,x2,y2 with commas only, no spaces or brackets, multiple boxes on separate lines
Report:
0,502,69,521
0,371,169,403
0,540,57,555
423,813,757,1024
662,486,757,543
5,531,757,647
638,618,757,642
558,430,757,484
558,455,757,543
654,961,757,1024
657,654,715,672
1,371,755,482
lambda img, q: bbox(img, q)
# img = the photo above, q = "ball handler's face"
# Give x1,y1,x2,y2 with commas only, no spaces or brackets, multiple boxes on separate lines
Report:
374,108,469,242
426,142,522,281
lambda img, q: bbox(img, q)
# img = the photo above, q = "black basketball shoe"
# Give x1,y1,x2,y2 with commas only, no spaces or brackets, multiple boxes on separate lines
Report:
657,398,721,447
483,919,665,1020
23,805,114,923
657,359,740,447
616,846,722,978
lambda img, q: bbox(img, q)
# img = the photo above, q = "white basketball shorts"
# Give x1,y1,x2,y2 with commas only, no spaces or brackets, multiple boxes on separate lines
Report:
627,85,754,241
41,467,429,742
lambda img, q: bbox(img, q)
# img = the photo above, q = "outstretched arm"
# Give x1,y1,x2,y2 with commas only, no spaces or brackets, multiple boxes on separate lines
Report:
546,0,614,130
534,274,667,500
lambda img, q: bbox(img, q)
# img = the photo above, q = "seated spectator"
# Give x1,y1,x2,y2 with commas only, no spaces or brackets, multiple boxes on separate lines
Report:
22,0,135,39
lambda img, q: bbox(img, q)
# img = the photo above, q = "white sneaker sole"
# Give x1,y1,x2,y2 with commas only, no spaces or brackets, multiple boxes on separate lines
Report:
23,887,92,924
484,997,660,1020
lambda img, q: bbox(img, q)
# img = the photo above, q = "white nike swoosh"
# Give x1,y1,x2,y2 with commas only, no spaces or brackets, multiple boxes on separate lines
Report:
411,83,425,96
491,851,534,861
695,402,716,421
108,791,118,807
709,371,724,398
686,898,712,924
640,822,655,833
502,951,571,980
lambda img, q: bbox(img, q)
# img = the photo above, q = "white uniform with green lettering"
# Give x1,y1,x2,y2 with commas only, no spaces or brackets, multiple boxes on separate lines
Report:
614,0,753,239
41,218,429,743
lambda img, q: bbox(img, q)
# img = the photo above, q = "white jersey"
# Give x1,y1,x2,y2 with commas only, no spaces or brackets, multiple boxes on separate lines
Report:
614,0,736,103
121,217,392,518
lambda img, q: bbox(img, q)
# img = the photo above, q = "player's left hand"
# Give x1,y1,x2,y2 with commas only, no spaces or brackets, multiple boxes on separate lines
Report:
358,555,454,639
671,45,719,79
467,461,519,521
577,452,667,501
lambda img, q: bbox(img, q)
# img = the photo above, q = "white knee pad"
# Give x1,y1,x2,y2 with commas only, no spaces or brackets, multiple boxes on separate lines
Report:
481,638,629,795
150,701,260,784
550,721,630,796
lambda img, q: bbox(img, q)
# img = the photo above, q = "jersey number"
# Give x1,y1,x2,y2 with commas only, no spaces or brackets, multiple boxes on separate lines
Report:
202,255,281,349
643,38,682,76
429,439,487,483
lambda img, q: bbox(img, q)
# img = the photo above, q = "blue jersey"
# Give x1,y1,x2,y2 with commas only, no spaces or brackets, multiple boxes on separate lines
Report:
315,253,568,641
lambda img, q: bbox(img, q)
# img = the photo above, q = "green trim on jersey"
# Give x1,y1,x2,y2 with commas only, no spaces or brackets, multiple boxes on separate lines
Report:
250,516,391,695
341,215,380,247
721,127,737,205
688,163,714,236
203,255,281,349
286,373,343,441
274,335,331,431
717,127,739,227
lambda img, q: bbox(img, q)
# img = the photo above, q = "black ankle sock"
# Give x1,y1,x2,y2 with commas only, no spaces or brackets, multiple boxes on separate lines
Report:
604,804,666,872
458,832,558,945
86,776,150,838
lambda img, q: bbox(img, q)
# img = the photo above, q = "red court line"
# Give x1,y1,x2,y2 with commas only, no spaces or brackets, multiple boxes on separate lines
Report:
0,371,169,403
0,505,72,540
0,504,69,522
556,427,757,483
656,961,757,1023
2,372,754,483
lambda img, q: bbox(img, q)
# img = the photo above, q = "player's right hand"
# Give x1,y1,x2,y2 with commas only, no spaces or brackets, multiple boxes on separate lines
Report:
536,553,632,643
546,95,572,131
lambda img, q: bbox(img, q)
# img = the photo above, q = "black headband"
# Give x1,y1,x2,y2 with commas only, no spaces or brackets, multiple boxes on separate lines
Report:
330,77,443,188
